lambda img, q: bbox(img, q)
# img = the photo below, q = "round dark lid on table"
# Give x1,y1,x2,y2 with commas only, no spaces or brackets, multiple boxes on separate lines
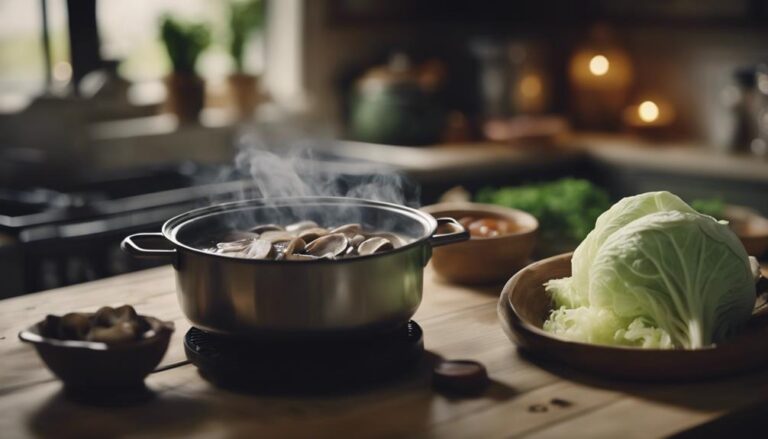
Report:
432,359,489,395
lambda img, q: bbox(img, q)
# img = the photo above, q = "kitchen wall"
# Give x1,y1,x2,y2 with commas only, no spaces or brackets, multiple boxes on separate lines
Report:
298,0,768,148
621,26,768,149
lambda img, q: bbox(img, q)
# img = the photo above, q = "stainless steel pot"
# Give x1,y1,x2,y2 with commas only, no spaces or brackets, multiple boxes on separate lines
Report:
121,197,468,337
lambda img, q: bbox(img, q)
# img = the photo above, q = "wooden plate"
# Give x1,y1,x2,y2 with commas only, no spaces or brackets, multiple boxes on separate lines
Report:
498,253,768,381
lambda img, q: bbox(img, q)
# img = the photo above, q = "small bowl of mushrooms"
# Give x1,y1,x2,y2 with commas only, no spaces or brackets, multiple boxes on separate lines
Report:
18,305,174,389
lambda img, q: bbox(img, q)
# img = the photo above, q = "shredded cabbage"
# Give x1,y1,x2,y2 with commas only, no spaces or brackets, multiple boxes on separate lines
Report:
543,191,755,349
543,306,627,346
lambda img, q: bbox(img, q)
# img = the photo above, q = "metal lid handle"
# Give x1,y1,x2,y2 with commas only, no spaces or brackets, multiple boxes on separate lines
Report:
121,233,176,260
429,217,470,247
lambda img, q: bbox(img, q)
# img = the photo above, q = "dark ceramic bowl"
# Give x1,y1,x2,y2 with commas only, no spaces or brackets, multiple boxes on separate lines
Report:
19,316,174,389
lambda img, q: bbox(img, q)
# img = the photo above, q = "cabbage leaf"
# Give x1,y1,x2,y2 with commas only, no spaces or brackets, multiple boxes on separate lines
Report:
543,192,755,349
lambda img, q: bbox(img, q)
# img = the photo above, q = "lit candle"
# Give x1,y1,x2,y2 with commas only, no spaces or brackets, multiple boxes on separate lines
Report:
588,55,610,77
570,50,631,88
623,98,675,134
638,101,659,123
569,47,633,129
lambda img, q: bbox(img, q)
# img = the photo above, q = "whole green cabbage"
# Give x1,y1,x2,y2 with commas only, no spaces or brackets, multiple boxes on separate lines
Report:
544,192,756,349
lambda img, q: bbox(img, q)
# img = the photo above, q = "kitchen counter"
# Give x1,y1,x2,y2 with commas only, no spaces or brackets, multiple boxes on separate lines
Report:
571,135,768,184
2,266,768,438
331,141,583,183
330,135,768,184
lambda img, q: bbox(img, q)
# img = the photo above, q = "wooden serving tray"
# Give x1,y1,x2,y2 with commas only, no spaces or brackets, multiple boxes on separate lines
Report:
498,253,768,381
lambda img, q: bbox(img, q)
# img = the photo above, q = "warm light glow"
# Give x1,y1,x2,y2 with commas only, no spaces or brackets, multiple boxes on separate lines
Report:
588,55,610,76
638,100,660,123
520,74,543,98
53,61,72,82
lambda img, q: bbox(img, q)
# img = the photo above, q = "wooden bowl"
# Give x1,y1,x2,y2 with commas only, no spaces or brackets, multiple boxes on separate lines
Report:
725,205,768,257
19,316,174,389
498,253,768,381
421,202,538,284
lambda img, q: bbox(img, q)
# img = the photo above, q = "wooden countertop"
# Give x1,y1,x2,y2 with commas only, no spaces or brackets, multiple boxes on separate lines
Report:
2,266,768,438
331,141,582,183
330,135,768,184
572,135,768,184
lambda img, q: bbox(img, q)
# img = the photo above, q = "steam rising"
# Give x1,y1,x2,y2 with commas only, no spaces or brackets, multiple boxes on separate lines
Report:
231,125,420,207
192,123,423,238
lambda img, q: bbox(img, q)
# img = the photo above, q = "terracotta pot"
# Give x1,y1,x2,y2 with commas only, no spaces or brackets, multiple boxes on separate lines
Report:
165,73,205,123
228,73,259,118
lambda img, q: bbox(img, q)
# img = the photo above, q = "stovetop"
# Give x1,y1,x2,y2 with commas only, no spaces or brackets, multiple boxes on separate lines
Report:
0,155,396,296
0,163,240,233
184,322,425,393
0,162,256,296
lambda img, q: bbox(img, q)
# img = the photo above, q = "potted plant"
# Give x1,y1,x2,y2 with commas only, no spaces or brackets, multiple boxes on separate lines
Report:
160,16,211,123
228,0,264,118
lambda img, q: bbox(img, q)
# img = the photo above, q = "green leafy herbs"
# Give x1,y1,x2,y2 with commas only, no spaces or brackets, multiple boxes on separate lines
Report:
543,191,756,350
229,0,264,72
160,16,211,75
690,198,725,219
476,178,610,253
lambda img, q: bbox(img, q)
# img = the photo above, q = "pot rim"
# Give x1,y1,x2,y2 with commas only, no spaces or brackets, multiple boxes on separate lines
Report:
160,196,439,265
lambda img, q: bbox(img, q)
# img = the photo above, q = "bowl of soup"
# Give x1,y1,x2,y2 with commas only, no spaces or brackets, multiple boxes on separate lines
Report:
421,202,538,284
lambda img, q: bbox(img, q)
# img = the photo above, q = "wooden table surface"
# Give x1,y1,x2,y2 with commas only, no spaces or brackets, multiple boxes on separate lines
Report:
2,265,767,439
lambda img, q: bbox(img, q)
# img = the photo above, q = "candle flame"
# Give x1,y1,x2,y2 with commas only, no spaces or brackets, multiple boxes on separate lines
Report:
638,101,659,123
588,55,610,76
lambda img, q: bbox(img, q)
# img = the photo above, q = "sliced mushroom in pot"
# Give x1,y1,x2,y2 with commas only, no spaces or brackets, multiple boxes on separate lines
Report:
350,234,366,247
371,232,405,247
298,227,329,243
283,237,306,255
357,237,394,256
207,221,409,261
304,233,349,258
285,221,319,233
245,239,273,259
329,223,362,238
259,230,295,243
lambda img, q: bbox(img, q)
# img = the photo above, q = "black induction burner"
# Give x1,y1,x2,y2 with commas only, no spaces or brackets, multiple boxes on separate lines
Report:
184,321,424,393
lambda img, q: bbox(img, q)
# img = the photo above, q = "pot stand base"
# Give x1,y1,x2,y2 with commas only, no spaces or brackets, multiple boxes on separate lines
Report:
184,321,424,394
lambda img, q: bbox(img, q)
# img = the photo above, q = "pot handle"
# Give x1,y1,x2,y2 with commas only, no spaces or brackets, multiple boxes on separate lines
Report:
121,233,176,260
429,217,470,247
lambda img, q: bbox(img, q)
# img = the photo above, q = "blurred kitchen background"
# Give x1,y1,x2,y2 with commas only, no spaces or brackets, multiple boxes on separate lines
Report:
1,0,767,297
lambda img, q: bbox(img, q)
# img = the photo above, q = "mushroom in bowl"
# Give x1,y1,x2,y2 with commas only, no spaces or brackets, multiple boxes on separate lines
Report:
18,305,174,389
